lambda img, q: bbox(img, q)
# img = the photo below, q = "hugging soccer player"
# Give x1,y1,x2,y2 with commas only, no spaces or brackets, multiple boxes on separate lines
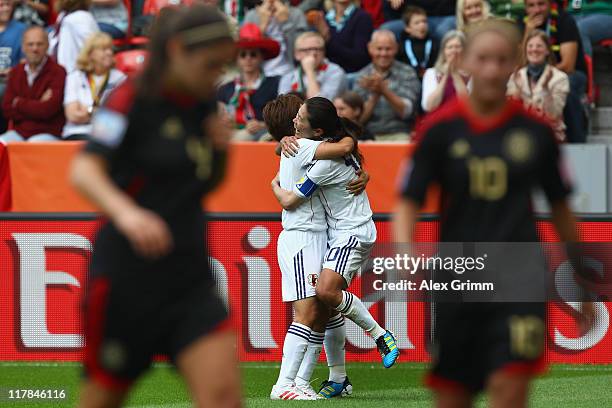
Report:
264,94,362,400
271,97,401,394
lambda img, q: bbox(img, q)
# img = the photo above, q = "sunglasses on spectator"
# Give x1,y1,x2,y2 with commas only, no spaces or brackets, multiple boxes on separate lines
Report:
297,47,324,53
239,50,261,59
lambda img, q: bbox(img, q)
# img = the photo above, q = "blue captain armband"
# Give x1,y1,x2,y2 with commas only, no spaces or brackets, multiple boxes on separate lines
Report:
294,175,318,198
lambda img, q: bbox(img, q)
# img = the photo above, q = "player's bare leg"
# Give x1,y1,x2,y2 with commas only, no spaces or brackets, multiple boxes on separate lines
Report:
177,330,241,408
76,381,128,408
293,296,326,327
434,389,473,408
487,371,530,408
316,269,399,368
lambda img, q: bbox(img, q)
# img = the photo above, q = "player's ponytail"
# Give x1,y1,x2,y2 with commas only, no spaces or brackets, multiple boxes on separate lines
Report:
338,117,364,165
305,97,364,165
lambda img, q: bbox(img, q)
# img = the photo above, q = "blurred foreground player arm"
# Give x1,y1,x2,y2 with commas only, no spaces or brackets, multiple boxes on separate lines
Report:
393,122,443,243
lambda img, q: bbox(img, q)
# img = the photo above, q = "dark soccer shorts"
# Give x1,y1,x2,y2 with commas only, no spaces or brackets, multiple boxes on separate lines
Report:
426,302,547,393
83,273,229,390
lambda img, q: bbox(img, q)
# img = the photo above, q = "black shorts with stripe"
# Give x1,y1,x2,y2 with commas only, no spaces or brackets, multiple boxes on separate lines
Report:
426,302,547,393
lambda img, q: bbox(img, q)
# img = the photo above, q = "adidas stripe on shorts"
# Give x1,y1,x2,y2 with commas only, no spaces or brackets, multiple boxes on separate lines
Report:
323,220,376,285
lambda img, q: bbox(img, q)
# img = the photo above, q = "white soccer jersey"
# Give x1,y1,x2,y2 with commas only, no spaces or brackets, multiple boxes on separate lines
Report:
293,155,373,231
279,138,327,232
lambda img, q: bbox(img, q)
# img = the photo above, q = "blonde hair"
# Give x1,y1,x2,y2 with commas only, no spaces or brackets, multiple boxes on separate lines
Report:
456,0,492,31
464,18,522,58
76,32,114,73
295,31,325,49
433,30,466,73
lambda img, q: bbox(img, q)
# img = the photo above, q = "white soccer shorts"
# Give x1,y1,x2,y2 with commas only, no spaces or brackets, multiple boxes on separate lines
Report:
277,230,327,302
323,220,377,285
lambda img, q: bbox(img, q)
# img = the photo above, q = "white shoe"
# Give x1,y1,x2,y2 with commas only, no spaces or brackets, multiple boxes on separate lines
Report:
270,383,317,400
296,382,324,400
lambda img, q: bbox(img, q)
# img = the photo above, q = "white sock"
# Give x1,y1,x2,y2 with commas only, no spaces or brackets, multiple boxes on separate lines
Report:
324,314,347,383
335,291,386,340
276,323,311,387
295,331,324,387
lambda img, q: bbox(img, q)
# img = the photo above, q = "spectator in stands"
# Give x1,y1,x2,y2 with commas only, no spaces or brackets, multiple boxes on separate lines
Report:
278,32,347,100
0,0,27,132
333,91,375,140
0,26,66,143
456,0,492,31
49,0,100,74
396,6,438,80
218,23,281,141
243,0,307,77
354,30,420,141
62,32,126,140
381,0,456,43
522,0,587,143
508,29,569,141
567,0,612,56
13,0,49,26
308,0,373,74
0,0,26,81
421,30,469,113
90,0,129,39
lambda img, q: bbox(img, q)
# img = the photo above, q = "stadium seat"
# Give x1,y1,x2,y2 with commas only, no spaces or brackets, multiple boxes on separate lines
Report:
142,0,194,16
115,49,148,75
47,0,58,24
112,0,133,48
584,54,596,105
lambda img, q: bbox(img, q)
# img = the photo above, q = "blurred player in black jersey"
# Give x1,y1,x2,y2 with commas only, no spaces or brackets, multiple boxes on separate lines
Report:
394,19,595,408
70,6,240,408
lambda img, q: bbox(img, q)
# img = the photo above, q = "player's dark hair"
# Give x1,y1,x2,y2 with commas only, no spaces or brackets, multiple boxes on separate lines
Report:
305,97,364,165
402,6,427,26
263,94,304,141
56,0,91,13
137,5,234,99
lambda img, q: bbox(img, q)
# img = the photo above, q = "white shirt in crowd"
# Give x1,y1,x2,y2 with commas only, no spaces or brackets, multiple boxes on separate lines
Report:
279,138,327,232
48,11,99,74
62,68,126,139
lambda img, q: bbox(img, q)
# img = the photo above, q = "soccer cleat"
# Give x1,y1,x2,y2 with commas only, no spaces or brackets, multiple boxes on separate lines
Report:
317,377,353,399
270,383,317,400
296,382,324,400
376,330,400,368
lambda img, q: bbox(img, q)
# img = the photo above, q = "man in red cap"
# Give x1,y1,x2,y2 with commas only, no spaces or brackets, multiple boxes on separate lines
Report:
217,23,281,140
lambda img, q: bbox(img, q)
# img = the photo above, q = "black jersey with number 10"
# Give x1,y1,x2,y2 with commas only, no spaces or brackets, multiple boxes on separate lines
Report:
401,98,571,242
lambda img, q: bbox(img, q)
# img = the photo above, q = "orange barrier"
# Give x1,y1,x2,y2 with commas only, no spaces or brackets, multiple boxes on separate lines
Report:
7,142,440,213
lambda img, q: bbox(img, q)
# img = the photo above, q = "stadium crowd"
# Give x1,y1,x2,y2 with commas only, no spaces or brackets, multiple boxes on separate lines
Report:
0,0,610,144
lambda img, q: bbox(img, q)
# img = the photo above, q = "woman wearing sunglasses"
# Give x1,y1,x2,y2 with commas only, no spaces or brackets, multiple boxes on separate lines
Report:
217,23,281,141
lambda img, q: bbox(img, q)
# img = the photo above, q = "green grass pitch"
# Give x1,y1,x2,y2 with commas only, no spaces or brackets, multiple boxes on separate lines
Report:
0,362,610,407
